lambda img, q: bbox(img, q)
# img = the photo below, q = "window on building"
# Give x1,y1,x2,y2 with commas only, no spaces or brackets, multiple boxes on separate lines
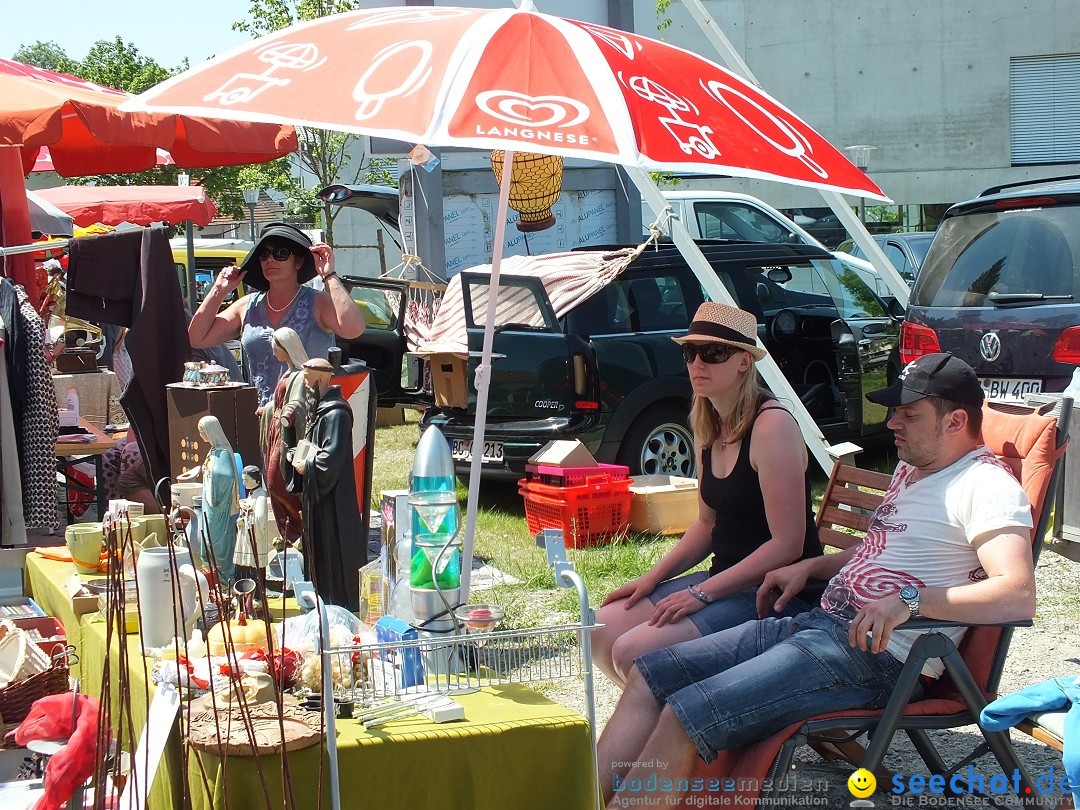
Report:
1010,53,1080,165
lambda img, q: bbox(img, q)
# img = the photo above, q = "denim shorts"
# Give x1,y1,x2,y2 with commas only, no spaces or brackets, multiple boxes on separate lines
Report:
636,608,906,763
648,573,812,636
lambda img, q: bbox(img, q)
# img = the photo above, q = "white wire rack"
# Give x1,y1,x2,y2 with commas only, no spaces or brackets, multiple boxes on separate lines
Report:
326,621,598,701
316,528,603,810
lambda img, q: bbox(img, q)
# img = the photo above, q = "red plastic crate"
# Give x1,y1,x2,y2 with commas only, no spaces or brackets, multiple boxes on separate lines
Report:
518,477,632,548
524,462,630,487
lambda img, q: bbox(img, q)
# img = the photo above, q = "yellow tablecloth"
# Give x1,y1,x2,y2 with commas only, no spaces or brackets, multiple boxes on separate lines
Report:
27,554,598,810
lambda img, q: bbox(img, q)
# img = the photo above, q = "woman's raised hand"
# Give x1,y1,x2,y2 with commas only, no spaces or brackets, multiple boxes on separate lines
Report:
311,243,335,278
214,265,246,297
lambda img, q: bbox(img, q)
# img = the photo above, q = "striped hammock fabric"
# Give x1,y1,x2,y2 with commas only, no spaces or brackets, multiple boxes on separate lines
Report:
414,247,642,355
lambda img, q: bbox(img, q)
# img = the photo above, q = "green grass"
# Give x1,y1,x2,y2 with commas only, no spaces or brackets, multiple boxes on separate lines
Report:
371,411,900,622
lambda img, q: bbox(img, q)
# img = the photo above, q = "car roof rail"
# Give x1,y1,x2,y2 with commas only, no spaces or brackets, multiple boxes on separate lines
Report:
978,173,1080,198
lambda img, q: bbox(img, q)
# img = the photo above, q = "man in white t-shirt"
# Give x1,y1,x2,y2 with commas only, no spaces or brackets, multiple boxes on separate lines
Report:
598,354,1035,807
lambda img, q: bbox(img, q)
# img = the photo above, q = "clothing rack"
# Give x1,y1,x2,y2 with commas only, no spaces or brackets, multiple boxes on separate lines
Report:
0,239,71,258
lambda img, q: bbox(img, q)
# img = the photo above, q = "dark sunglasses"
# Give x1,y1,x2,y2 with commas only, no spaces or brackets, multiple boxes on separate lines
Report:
257,244,296,261
681,343,740,364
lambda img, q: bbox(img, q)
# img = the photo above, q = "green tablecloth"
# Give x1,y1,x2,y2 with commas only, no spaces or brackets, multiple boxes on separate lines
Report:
185,684,594,810
27,553,598,810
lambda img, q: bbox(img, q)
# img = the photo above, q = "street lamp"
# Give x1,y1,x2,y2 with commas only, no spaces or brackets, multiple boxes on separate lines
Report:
242,188,261,241
844,145,876,223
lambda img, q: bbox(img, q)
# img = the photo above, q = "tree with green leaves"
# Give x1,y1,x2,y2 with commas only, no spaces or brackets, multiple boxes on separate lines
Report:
12,41,75,73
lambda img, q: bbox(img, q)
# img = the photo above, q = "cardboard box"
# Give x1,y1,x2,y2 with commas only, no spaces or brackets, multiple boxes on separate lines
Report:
628,475,699,536
428,353,468,409
376,406,406,427
166,384,261,479
528,439,598,468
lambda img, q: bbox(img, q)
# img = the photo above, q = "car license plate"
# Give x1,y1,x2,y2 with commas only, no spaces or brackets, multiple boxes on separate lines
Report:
450,439,504,463
980,377,1042,403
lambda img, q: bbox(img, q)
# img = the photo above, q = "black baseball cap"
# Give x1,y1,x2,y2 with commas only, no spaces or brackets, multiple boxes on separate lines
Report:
866,353,985,407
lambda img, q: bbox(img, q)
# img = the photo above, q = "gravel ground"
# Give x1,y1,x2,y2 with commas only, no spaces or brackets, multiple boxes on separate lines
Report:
536,542,1080,809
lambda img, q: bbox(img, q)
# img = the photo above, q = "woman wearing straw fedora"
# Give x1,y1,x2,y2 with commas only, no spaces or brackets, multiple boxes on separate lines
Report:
593,302,823,688
188,222,365,406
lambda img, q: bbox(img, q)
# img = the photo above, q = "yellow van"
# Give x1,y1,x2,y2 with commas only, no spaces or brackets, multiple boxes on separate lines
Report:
171,238,252,309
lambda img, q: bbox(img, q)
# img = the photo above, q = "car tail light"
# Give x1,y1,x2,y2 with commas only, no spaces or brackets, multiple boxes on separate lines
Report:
993,196,1057,210
575,401,599,410
900,321,941,365
1051,326,1080,364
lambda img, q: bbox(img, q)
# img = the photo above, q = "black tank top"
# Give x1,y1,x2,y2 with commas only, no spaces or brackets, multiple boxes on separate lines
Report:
700,402,822,576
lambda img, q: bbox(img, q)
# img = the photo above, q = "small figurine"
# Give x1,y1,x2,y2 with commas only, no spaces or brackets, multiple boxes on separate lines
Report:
198,415,240,585
290,358,365,611
234,465,274,583
261,327,308,543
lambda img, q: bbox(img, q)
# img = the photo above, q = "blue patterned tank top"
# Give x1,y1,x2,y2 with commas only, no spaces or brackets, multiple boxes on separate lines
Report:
242,286,334,405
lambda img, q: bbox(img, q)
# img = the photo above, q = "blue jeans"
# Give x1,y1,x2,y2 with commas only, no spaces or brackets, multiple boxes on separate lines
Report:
636,608,907,763
648,575,813,635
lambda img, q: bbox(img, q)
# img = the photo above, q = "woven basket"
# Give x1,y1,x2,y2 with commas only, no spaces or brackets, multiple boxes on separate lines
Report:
0,663,70,726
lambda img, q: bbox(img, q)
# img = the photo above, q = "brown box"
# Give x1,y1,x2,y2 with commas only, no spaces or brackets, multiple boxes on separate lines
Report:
71,592,100,617
628,475,699,536
428,353,468,409
528,440,598,468
166,384,261,479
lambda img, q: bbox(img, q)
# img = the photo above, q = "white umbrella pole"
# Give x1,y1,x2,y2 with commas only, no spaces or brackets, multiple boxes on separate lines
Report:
460,149,514,601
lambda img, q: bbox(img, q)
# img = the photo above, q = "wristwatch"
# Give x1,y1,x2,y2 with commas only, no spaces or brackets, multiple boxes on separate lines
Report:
898,585,920,618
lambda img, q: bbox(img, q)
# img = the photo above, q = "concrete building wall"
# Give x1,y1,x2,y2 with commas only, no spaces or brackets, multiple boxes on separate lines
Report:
633,0,1080,209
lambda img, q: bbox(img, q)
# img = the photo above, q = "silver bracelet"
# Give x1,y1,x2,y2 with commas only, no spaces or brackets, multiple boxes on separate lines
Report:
688,585,714,605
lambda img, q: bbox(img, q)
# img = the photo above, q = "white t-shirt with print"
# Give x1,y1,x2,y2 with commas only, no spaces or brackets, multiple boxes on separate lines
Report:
821,446,1032,677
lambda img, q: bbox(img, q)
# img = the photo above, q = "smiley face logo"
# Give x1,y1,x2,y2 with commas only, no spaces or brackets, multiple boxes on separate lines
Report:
848,768,876,798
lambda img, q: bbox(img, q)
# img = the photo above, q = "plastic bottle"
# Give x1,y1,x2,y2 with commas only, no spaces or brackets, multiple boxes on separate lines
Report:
66,386,80,418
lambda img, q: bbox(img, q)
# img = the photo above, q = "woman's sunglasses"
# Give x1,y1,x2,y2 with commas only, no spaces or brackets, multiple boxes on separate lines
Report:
257,245,295,261
681,343,741,364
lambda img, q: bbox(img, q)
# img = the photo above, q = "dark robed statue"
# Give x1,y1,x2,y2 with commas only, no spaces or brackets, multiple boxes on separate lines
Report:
290,358,366,611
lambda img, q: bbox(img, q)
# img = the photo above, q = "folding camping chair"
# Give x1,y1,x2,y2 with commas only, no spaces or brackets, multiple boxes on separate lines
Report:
754,397,1074,807
678,397,1072,809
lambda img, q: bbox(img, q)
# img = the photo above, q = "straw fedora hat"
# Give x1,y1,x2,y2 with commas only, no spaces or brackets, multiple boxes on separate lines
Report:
671,301,766,360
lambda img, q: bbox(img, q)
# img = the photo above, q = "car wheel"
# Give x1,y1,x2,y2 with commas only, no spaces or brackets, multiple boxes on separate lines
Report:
618,406,696,477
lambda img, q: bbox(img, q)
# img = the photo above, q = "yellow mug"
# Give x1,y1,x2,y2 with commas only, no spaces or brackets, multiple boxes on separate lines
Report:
140,515,169,546
66,523,104,574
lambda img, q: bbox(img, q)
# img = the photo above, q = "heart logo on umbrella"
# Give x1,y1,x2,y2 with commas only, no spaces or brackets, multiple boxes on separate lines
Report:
476,91,590,128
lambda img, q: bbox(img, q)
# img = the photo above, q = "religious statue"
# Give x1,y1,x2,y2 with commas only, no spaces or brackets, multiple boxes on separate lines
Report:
198,415,241,586
290,358,365,611
234,465,274,584
260,327,308,543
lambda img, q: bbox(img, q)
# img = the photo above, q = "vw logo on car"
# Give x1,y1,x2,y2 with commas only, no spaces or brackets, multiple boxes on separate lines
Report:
979,331,1002,362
